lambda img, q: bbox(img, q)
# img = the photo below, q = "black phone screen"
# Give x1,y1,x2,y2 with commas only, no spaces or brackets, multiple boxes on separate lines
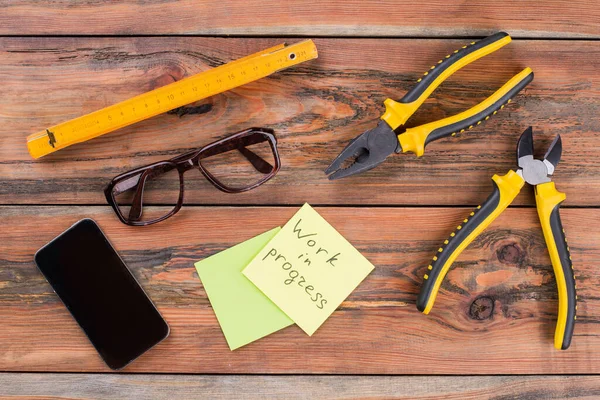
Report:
34,219,169,369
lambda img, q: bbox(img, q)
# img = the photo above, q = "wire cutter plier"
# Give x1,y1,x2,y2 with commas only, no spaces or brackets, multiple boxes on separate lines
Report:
417,127,576,350
325,32,534,180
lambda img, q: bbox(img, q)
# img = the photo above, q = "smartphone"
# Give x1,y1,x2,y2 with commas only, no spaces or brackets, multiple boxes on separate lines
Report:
34,218,169,370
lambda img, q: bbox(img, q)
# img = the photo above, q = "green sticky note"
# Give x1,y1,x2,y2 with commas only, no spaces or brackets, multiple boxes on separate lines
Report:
195,228,293,350
243,204,375,336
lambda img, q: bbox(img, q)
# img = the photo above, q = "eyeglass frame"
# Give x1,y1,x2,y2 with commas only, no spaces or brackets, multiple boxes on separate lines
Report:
104,127,280,226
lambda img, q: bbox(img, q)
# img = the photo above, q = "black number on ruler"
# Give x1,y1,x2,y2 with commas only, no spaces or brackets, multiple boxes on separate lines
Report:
167,94,175,101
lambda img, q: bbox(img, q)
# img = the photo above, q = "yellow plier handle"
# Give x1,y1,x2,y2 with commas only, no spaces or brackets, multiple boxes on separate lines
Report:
536,182,576,350
382,32,513,130
398,68,533,157
416,170,525,314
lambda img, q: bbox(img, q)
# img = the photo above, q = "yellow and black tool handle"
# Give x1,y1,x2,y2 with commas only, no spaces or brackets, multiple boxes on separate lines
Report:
397,67,534,157
382,32,513,130
535,182,576,350
416,171,524,314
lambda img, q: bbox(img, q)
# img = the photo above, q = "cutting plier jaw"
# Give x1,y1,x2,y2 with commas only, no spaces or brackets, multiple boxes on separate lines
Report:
325,120,401,180
516,126,562,186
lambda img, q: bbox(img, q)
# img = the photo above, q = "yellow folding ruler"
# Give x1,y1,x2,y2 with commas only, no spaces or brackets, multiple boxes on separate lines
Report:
27,40,318,159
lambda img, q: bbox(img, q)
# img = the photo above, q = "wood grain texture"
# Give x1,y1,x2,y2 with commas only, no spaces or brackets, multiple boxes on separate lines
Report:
1,206,598,373
2,373,600,400
1,38,599,206
0,1,598,37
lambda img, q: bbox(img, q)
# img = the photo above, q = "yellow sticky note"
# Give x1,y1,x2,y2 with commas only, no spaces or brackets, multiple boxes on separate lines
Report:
243,204,374,335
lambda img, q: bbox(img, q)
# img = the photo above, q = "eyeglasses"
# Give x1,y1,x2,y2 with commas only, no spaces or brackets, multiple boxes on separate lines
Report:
104,128,280,226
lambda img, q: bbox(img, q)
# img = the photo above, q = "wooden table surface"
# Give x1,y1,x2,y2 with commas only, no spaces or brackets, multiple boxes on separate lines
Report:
1,1,599,399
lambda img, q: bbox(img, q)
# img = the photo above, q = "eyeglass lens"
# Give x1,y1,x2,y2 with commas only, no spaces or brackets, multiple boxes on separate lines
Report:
200,132,276,190
112,163,181,224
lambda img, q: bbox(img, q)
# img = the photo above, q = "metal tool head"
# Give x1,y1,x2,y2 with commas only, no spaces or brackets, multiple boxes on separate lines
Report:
516,126,562,186
325,120,400,180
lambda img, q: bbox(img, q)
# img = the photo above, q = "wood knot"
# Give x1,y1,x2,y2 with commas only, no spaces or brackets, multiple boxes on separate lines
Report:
149,67,186,91
167,104,213,118
496,243,524,265
469,296,494,320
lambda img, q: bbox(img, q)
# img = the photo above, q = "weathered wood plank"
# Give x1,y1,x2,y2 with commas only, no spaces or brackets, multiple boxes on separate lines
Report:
0,1,598,38
1,206,597,373
2,373,600,400
1,38,598,206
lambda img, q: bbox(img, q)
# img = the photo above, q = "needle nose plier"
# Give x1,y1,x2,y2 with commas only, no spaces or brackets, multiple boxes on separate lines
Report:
417,127,576,350
325,32,534,180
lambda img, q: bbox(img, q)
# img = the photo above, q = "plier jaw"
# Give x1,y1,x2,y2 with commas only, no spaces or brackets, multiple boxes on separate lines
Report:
324,120,400,180
516,126,562,185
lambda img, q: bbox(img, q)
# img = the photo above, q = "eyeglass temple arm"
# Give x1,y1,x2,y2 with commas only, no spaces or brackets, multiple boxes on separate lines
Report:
112,169,155,222
236,146,274,174
128,170,150,221
171,130,275,173
113,165,168,197
127,162,182,219
187,147,271,173
190,137,273,173
172,144,272,174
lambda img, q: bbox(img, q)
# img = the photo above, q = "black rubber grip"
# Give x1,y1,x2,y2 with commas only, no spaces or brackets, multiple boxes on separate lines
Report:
550,204,576,350
417,182,501,312
424,70,534,146
400,32,509,105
